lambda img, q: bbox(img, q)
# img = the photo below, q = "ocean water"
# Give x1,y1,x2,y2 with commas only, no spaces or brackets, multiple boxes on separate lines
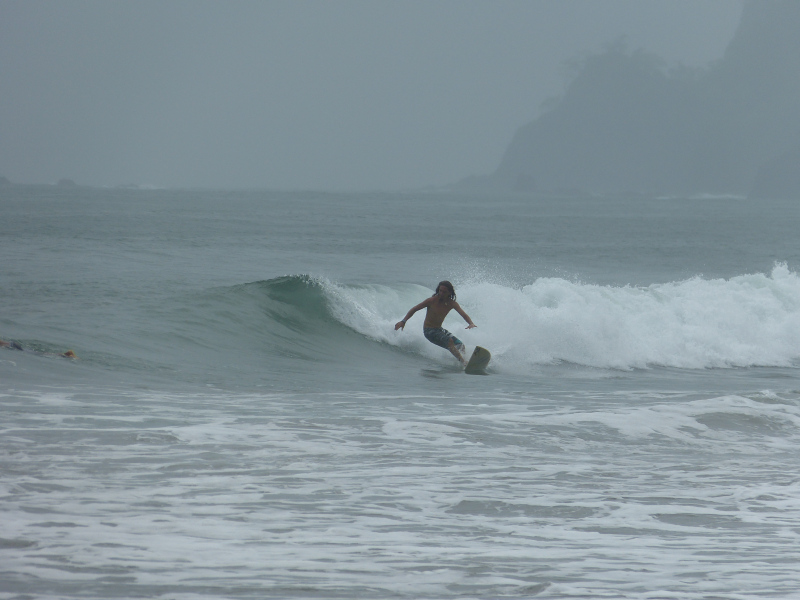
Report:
2,186,800,599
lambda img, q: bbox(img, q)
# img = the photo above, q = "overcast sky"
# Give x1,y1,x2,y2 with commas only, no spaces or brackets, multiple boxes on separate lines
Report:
0,0,743,191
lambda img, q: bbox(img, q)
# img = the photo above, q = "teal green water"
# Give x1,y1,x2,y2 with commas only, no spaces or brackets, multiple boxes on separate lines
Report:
2,186,800,598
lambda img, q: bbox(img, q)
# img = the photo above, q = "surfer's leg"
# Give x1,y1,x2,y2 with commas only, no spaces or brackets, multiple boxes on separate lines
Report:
447,338,466,365
424,327,466,364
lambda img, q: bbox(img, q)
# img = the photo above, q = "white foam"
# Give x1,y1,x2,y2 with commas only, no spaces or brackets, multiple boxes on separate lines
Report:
532,394,800,447
323,264,800,371
4,386,800,598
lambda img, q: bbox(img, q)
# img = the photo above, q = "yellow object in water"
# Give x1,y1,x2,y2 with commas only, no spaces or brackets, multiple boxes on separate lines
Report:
464,346,491,375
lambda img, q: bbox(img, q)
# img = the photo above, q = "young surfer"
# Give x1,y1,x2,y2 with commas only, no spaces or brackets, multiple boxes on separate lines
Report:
395,281,476,365
1,339,77,358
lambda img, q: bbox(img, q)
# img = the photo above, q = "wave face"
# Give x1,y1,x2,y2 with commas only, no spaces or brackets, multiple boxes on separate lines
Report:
268,264,800,372
88,265,800,381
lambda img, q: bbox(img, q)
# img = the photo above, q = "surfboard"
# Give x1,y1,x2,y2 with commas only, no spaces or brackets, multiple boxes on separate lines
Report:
464,346,491,375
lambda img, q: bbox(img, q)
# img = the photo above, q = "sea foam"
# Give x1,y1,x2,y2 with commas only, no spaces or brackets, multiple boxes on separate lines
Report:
323,264,800,371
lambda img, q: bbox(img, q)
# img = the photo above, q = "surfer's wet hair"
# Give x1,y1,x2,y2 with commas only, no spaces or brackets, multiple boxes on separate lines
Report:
433,280,456,301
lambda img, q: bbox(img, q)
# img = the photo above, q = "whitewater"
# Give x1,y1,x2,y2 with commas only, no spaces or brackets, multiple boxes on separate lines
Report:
324,264,800,371
2,186,800,598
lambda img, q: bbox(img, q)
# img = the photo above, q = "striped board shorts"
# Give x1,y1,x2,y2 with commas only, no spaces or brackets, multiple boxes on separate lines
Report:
423,327,465,352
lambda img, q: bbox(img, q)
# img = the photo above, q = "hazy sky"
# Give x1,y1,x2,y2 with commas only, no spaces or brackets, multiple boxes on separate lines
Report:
1,0,743,191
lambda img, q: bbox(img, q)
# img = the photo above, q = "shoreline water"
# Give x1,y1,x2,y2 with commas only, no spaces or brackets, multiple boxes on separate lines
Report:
2,187,799,598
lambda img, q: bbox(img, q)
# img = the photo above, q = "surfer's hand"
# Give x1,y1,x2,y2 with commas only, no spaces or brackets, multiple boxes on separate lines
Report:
466,324,476,329
395,321,405,331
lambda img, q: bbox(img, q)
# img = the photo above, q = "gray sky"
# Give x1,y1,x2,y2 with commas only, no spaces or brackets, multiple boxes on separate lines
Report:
0,0,743,191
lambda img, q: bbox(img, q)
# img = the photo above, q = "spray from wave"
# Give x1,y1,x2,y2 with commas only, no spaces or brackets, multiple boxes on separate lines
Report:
319,264,800,371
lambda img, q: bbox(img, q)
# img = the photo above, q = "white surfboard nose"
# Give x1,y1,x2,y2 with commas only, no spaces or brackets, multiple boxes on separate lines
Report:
465,346,491,374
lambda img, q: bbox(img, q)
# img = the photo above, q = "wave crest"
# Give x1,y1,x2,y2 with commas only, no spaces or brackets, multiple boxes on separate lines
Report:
319,265,800,371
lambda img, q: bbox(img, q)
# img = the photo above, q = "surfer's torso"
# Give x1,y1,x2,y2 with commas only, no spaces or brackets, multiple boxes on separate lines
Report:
423,297,456,329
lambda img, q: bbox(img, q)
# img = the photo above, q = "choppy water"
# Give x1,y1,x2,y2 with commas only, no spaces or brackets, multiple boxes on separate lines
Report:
2,186,800,598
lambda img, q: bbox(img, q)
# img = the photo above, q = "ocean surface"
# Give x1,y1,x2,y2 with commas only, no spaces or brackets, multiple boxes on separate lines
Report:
2,185,800,599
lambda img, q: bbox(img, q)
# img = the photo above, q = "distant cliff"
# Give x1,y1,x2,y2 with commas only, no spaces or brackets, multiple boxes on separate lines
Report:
467,0,800,197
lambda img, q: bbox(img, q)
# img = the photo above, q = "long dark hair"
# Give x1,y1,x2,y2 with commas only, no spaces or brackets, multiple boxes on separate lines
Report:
432,280,456,301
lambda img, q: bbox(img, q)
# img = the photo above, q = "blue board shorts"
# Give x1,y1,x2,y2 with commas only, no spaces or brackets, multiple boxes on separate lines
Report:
423,327,465,352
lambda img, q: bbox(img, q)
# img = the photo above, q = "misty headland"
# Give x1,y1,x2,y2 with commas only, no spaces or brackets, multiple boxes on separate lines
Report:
462,0,800,199
0,1,748,192
3,1,797,197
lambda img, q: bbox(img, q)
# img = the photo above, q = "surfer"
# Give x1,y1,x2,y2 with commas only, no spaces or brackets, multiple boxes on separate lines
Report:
395,281,476,365
0,339,24,351
1,339,77,358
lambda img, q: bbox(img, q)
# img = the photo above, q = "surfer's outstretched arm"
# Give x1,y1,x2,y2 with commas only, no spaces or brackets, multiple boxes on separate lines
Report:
453,302,476,329
395,298,432,330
